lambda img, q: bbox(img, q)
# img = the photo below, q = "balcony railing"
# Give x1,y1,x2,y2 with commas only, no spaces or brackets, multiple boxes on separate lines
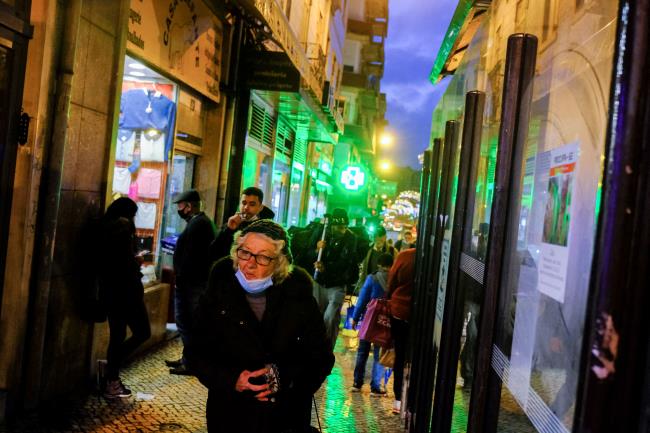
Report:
251,0,324,97
303,42,326,91
362,42,384,64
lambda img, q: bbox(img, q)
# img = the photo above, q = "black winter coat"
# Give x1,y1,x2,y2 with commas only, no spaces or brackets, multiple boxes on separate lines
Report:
173,212,215,287
98,217,143,307
186,258,334,433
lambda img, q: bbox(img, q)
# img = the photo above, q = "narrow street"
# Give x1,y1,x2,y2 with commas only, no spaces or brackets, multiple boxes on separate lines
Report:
1,332,403,433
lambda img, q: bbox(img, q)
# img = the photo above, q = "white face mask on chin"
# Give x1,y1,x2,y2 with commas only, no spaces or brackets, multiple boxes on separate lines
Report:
235,269,273,294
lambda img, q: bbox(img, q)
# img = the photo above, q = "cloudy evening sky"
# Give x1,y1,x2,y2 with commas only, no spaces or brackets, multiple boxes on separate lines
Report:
382,0,456,168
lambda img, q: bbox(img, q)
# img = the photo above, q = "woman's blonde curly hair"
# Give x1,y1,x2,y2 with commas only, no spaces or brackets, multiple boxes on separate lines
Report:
231,231,293,284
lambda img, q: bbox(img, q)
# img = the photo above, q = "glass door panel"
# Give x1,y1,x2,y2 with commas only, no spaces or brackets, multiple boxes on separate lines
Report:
492,1,617,432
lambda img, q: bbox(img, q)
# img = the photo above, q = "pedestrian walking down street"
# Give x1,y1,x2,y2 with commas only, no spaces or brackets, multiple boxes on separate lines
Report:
99,197,151,399
186,220,334,433
387,248,416,414
167,189,216,375
351,253,394,395
210,186,275,261
307,208,358,350
354,225,396,295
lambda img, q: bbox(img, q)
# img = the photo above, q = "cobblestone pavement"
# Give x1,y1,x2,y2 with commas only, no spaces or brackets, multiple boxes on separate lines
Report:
1,331,405,433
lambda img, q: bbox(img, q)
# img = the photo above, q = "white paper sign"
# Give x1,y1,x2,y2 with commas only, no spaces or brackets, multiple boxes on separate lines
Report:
537,143,579,302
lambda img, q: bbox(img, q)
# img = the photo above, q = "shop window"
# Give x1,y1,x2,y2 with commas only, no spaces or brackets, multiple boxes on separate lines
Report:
113,55,178,285
112,55,208,285
541,0,560,49
276,117,295,156
249,99,276,148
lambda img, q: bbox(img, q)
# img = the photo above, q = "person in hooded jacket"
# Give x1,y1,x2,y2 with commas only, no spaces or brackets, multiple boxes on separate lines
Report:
186,219,334,433
351,253,394,395
99,197,151,399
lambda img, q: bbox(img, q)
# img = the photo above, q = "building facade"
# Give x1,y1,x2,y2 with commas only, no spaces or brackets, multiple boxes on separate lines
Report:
327,0,388,220
0,0,364,419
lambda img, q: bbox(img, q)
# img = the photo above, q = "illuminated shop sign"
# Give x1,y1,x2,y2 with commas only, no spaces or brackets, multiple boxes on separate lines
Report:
340,165,365,191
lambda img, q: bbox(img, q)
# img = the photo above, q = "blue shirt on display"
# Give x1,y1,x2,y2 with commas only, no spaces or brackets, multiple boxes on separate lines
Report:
119,89,176,160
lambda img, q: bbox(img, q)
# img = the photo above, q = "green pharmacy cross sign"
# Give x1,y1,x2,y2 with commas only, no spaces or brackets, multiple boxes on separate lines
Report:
340,165,365,191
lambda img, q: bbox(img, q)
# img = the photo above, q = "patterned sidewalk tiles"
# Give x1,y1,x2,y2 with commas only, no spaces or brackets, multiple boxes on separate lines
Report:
1,333,406,433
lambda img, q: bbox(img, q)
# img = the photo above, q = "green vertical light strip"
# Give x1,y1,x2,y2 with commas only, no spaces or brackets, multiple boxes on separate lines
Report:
429,0,474,84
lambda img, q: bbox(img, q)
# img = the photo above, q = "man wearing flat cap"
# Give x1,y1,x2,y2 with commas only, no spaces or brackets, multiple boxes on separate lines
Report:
167,189,216,375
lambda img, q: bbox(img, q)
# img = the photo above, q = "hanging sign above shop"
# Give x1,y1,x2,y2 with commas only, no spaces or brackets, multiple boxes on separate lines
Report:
127,0,223,103
340,165,365,191
244,51,301,93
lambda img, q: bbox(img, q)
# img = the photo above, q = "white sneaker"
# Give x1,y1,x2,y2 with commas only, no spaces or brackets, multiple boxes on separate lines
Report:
392,399,401,414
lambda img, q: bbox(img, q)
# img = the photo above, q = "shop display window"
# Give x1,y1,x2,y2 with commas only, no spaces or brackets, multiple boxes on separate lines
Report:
111,55,178,285
242,147,273,203
271,159,291,224
287,167,304,227
159,153,196,270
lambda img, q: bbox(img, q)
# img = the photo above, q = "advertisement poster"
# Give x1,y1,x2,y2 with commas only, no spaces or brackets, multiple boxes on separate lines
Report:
127,0,223,102
537,143,579,303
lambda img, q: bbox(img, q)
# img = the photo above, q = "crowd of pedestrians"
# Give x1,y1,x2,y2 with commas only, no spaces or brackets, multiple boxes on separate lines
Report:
94,187,417,432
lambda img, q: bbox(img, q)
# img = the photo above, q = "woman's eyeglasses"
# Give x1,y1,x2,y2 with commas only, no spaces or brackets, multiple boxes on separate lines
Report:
237,248,276,266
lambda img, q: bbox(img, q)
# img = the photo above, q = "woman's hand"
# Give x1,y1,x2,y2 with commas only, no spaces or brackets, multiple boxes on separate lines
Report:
235,368,273,402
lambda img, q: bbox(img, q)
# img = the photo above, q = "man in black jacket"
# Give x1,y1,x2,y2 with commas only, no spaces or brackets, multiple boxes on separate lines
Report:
210,186,275,261
167,189,216,375
309,208,357,349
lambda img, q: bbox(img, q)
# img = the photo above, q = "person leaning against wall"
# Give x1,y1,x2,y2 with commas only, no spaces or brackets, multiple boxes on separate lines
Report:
98,197,151,399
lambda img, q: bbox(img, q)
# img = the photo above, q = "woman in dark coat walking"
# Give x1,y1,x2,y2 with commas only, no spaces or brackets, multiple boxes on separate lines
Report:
187,219,334,433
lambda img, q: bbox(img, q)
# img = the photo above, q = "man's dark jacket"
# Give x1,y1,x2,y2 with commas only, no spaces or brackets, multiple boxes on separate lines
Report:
173,212,216,287
186,258,334,432
209,206,275,261
301,226,358,288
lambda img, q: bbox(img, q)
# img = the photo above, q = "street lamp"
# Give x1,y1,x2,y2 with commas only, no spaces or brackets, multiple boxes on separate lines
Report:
380,160,392,171
379,132,394,148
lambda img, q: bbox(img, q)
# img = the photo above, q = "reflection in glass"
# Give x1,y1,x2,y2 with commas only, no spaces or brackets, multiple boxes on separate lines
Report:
490,1,618,432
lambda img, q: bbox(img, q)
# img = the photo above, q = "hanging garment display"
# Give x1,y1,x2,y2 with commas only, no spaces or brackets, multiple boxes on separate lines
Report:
112,166,132,195
135,202,157,230
140,130,166,162
135,168,162,199
119,89,176,160
115,129,135,162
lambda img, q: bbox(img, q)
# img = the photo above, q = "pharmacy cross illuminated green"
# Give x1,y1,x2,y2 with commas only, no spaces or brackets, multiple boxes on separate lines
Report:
340,165,366,191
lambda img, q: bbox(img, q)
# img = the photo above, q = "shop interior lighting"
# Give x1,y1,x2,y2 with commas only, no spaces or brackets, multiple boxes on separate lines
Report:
129,62,147,70
128,71,146,77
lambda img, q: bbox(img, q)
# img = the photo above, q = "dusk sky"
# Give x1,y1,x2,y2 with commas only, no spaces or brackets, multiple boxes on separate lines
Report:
382,0,456,168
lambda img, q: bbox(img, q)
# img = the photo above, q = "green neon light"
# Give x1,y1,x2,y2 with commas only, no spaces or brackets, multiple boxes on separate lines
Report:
340,165,366,191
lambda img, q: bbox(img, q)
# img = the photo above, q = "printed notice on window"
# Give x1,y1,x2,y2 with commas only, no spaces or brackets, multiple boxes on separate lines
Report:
537,143,579,303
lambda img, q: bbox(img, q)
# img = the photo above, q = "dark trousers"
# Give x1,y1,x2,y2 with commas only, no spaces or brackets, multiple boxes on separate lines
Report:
175,282,206,362
353,339,384,390
391,317,409,401
106,295,151,381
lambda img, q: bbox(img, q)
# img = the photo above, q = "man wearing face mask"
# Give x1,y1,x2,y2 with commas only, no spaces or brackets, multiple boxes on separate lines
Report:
168,189,216,375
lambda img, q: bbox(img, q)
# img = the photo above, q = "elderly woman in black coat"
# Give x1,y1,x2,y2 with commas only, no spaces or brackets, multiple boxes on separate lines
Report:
187,219,334,433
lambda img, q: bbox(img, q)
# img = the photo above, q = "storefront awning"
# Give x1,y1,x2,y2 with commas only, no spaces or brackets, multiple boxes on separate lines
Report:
246,52,341,144
429,0,491,84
